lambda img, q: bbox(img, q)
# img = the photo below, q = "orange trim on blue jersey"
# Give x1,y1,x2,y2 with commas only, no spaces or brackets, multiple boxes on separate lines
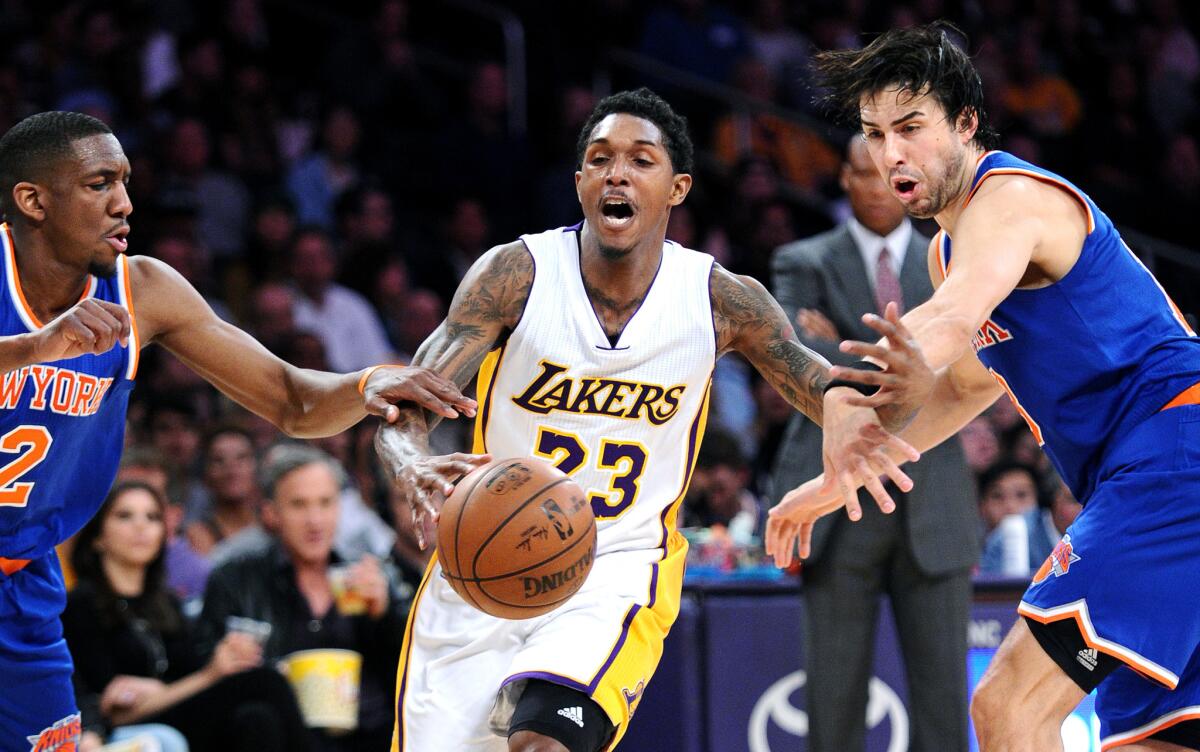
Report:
2,223,96,330
1017,600,1179,689
1100,706,1200,750
934,230,950,281
1162,382,1200,411
119,255,139,379
1118,239,1196,336
0,556,30,576
963,168,1097,234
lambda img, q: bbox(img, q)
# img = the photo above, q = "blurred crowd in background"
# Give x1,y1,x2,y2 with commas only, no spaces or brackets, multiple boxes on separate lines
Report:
2,0,1198,743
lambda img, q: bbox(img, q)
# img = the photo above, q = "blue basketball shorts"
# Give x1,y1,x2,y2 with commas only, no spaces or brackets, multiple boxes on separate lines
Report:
0,552,79,751
1019,404,1200,748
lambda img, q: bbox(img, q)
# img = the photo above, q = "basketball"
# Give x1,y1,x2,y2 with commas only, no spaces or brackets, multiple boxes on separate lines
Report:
437,457,596,619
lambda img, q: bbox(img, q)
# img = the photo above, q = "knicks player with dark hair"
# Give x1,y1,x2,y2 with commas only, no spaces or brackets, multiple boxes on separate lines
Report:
0,111,475,749
377,86,930,752
766,24,1200,752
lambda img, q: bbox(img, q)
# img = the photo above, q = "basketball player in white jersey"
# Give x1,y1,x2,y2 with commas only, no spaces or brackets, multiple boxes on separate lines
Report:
377,88,931,752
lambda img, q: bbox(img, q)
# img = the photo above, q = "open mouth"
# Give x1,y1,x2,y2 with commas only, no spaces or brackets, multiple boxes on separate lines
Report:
105,226,130,253
892,178,918,201
600,197,635,226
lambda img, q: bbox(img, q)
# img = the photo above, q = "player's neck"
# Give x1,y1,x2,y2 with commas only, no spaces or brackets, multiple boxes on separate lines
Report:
933,145,987,234
9,225,93,323
578,222,664,301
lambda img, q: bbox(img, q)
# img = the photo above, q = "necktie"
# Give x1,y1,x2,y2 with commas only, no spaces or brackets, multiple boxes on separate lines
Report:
874,245,904,316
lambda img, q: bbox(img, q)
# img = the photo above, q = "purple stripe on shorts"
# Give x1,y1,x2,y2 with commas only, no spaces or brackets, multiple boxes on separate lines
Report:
588,604,641,693
502,671,591,696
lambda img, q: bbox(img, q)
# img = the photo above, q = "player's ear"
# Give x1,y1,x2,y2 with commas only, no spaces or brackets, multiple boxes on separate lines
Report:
957,108,979,145
11,182,46,223
575,170,583,204
668,173,692,206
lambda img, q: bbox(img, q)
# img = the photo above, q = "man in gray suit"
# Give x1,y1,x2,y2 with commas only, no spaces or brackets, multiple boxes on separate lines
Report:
770,136,978,752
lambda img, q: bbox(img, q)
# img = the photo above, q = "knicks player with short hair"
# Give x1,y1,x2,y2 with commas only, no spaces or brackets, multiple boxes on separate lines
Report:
0,112,474,750
766,24,1200,752
377,87,930,752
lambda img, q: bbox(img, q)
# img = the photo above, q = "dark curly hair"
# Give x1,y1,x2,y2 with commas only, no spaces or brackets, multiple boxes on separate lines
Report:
0,111,113,217
575,87,694,174
811,22,1000,150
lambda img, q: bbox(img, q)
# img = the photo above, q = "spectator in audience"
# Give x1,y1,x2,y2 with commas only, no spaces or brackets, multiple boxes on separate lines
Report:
159,117,252,259
250,281,300,355
1001,28,1083,140
712,57,840,195
407,196,492,304
186,427,267,563
118,447,211,604
286,105,363,230
245,194,297,282
65,482,313,752
146,397,209,519
959,415,1002,474
746,0,813,108
978,461,1052,576
683,428,764,543
148,232,233,322
198,445,406,751
437,61,531,239
289,227,396,371
770,135,978,752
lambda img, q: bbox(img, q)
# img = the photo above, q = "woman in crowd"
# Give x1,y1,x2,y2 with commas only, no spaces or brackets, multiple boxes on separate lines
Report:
65,481,314,752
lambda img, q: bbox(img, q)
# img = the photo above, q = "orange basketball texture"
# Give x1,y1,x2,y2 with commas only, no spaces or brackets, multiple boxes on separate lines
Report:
437,457,596,619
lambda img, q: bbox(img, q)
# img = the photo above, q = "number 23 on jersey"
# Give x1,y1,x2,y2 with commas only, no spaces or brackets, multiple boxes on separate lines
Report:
533,426,648,519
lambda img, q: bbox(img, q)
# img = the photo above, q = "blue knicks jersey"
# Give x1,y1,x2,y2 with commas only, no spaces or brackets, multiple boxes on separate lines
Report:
940,151,1200,502
0,225,139,559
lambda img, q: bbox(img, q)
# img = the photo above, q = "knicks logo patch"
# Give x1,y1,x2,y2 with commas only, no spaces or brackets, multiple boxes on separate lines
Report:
971,318,1013,352
26,713,81,752
622,679,646,717
1032,534,1081,584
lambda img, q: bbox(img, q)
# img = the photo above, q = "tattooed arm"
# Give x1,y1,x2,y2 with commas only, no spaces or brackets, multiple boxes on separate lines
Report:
711,264,831,423
375,241,534,547
710,263,923,514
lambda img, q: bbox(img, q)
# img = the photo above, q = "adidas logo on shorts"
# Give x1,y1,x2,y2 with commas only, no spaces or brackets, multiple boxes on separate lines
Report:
557,706,584,728
1076,647,1099,671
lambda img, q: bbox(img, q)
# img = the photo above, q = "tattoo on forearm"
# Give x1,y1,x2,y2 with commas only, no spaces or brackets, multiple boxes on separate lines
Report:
711,266,829,421
378,243,534,470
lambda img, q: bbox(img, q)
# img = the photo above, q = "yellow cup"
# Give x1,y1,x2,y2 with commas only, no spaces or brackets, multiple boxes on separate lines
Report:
277,649,362,731
328,564,369,616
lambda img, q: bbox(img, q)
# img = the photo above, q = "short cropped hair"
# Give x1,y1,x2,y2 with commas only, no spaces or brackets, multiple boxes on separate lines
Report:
0,111,113,215
812,22,1000,150
259,442,346,499
575,87,694,174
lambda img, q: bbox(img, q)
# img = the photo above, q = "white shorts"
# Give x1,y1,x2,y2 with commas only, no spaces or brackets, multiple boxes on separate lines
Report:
391,533,687,752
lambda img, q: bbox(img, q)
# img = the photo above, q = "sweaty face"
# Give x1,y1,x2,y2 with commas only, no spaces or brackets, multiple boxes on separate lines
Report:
575,114,689,257
42,133,132,278
858,89,972,219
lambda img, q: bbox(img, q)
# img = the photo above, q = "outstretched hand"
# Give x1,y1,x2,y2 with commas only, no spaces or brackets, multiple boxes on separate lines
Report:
829,302,934,433
765,475,843,566
363,366,478,422
821,387,919,518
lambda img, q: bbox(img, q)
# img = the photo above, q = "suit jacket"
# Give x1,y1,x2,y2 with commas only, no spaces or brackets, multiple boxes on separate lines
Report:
769,224,979,575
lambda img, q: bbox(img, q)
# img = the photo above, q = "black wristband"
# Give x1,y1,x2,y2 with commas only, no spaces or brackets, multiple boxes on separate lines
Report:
823,360,883,397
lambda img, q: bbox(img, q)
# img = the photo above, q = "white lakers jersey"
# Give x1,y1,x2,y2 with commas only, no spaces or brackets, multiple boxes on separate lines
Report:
472,226,716,555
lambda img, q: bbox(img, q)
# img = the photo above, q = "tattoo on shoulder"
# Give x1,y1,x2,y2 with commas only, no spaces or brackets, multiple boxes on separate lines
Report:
710,265,829,420
451,242,534,331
